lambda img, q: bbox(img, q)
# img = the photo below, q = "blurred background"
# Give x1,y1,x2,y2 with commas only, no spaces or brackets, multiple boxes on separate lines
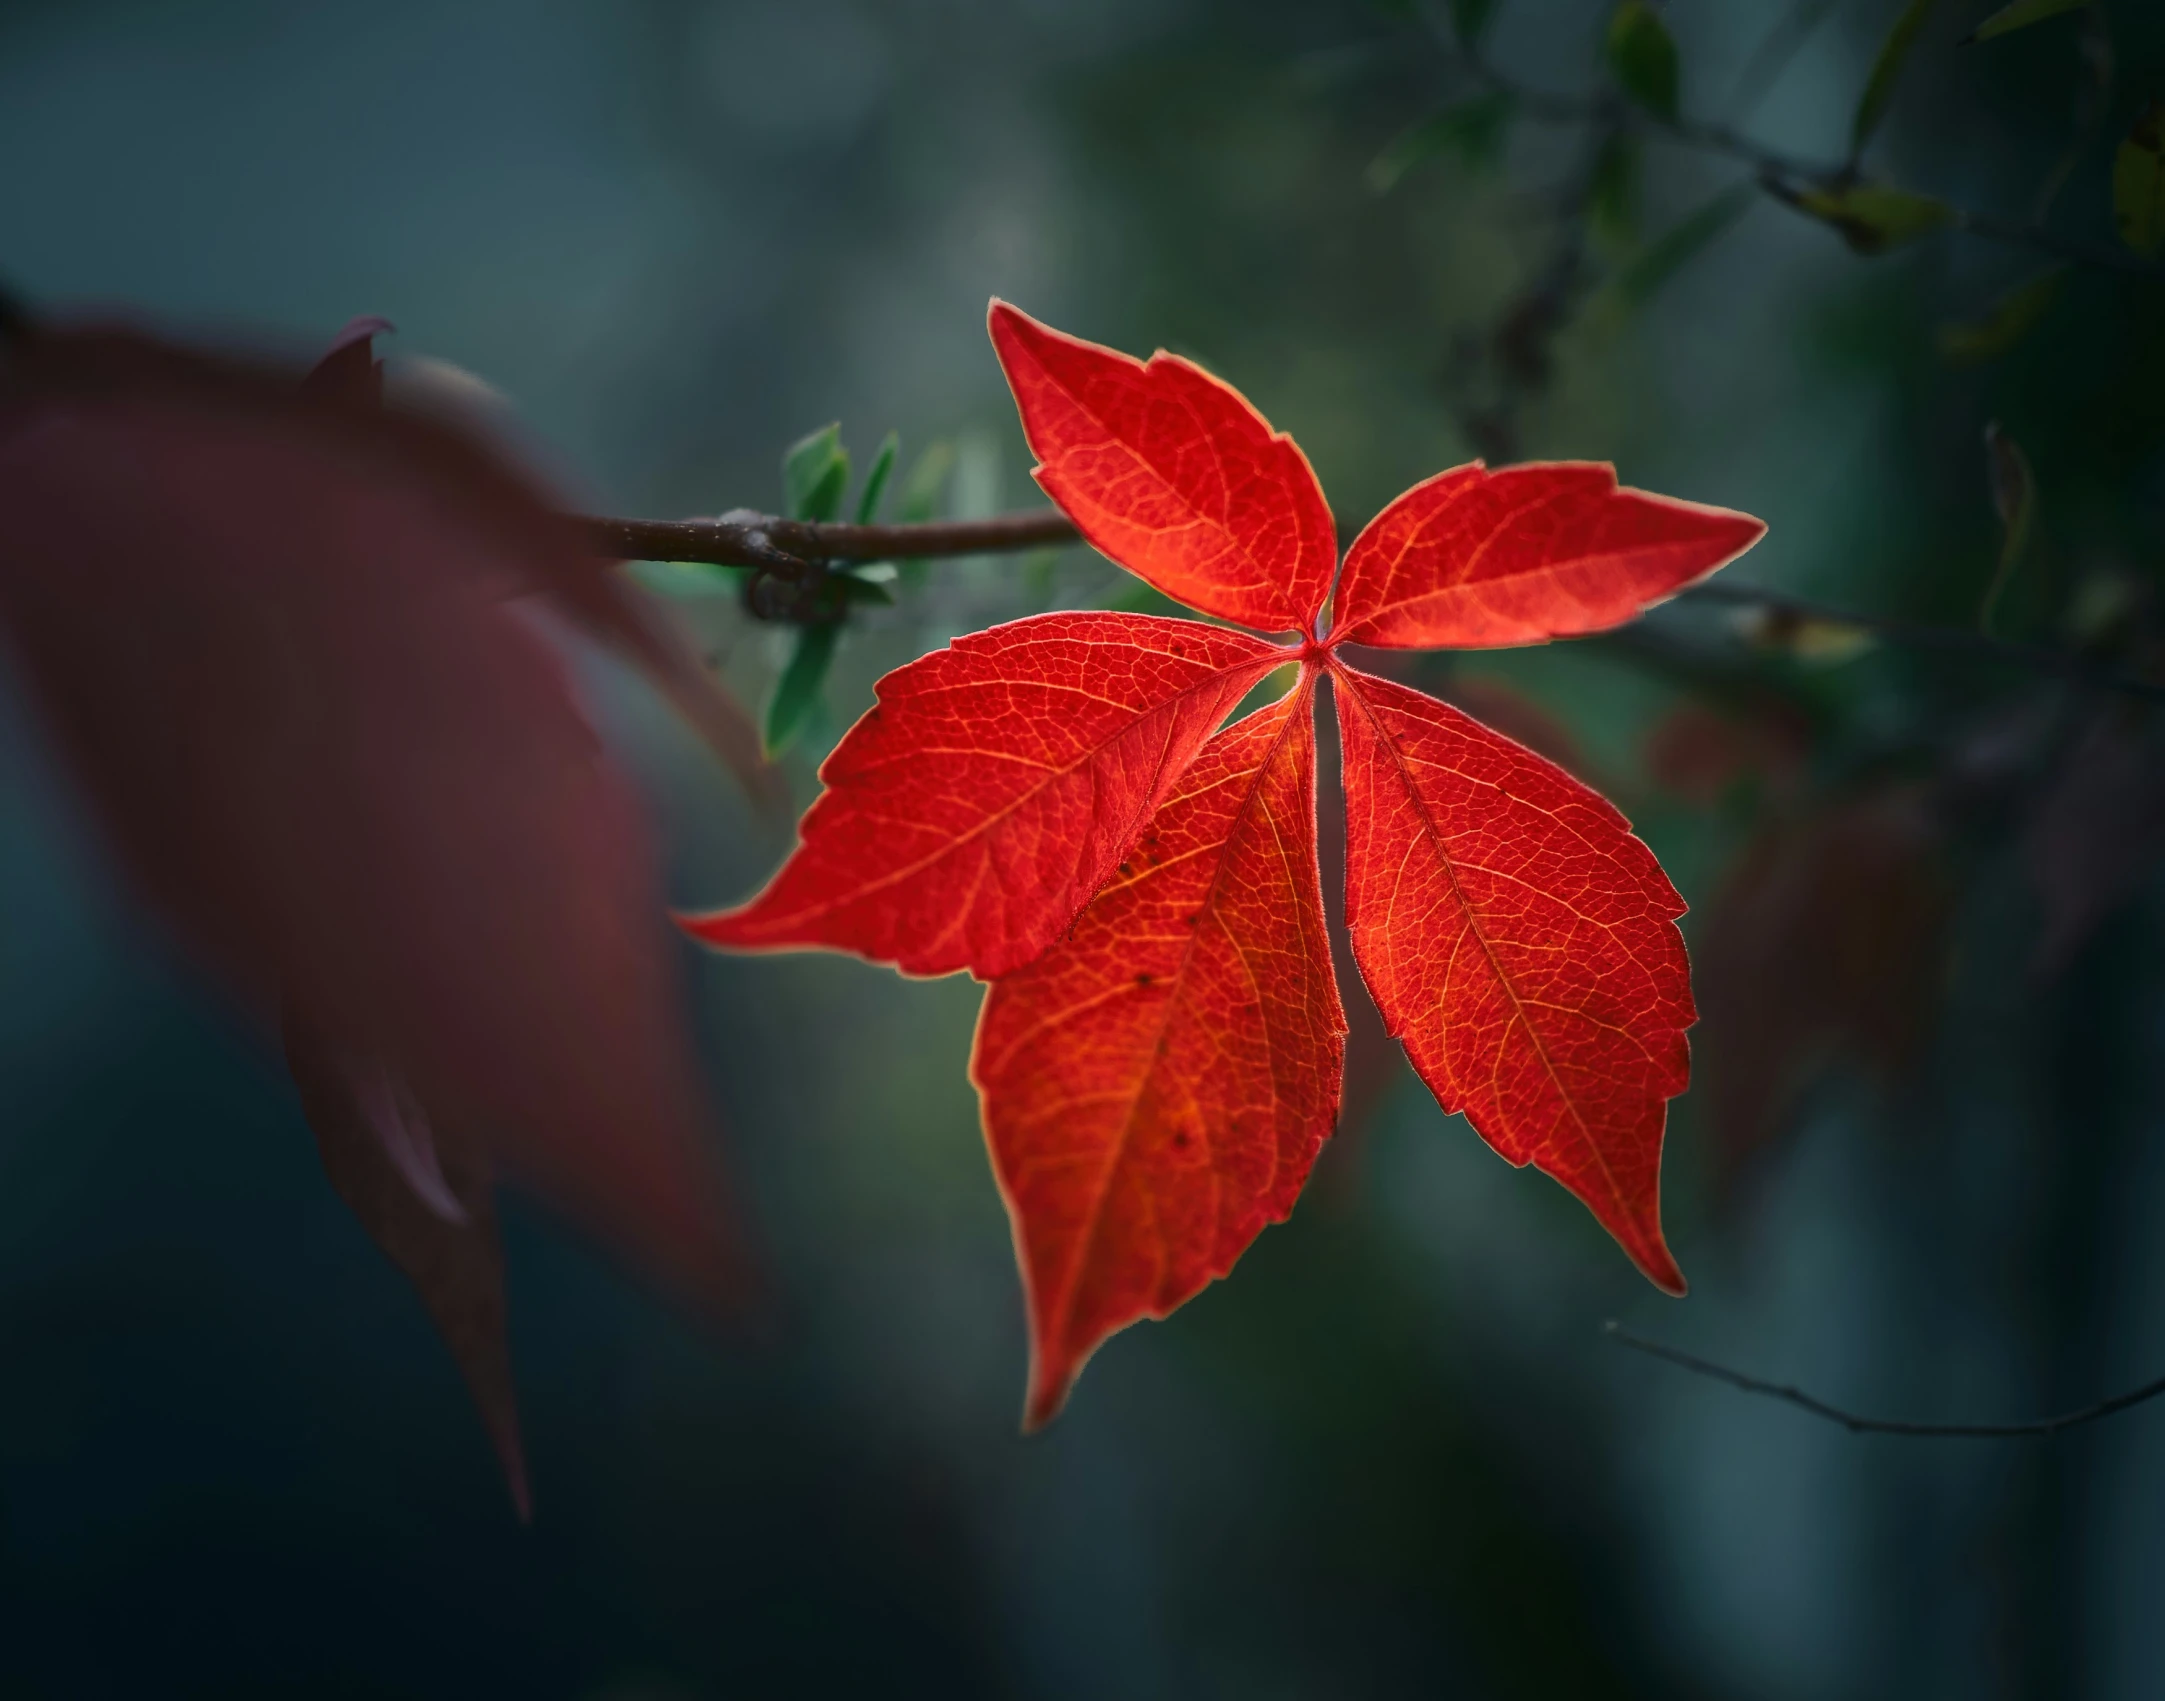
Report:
5,0,2165,1693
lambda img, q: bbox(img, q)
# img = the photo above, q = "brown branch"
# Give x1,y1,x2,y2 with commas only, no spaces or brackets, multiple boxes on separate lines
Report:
586,504,2165,705
1605,1321,2165,1438
580,507,1081,579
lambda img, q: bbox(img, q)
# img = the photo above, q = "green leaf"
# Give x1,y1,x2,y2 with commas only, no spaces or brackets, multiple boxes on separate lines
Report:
855,431,898,524
1977,421,2035,633
1964,0,2083,43
627,559,745,600
1606,3,1680,123
1449,0,1499,44
2114,103,2165,257
896,441,953,523
1366,95,1514,194
1588,133,1642,244
1934,266,2066,364
782,423,849,523
1851,0,1937,157
894,440,954,586
764,621,840,756
1784,181,1955,254
839,564,896,606
1612,182,1757,308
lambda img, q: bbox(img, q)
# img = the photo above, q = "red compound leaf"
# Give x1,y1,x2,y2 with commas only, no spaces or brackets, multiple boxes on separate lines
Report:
990,300,1337,634
973,682,1343,1427
694,305,1765,1421
684,611,1281,979
1331,461,1763,649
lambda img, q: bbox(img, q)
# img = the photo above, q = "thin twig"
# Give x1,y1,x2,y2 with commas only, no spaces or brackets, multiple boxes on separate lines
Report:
1432,37,2165,282
586,505,2165,704
581,507,1081,579
1605,1321,2165,1438
1680,580,2165,703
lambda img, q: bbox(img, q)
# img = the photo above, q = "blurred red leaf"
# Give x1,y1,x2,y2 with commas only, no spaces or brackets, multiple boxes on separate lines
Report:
1644,700,1808,806
0,320,747,1497
2024,706,2165,976
285,1015,529,1520
695,303,1763,1419
1695,786,1949,1182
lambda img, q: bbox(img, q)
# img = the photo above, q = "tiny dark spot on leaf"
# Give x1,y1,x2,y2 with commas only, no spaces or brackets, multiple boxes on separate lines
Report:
1136,972,1153,987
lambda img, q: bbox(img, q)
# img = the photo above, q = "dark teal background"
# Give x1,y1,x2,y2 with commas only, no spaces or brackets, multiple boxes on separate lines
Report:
5,1,2165,1694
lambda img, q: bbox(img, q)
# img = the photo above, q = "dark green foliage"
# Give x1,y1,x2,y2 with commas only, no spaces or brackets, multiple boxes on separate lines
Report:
1851,0,1938,155
1605,1,1679,121
2115,102,2165,256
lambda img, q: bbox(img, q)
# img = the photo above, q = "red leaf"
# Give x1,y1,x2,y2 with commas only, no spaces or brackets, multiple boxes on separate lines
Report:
1695,786,1948,1181
989,301,1338,634
973,681,1344,1426
1331,461,1763,648
2023,706,2165,976
284,1016,530,1520
0,325,741,1315
696,310,1763,1418
1331,664,1692,1291
306,318,782,813
683,612,1283,979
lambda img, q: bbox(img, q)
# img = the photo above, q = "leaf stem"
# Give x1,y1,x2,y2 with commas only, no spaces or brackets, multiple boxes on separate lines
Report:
1605,1320,2165,1437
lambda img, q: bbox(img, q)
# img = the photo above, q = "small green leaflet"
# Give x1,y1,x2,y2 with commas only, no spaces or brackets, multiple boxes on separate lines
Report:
1783,181,1955,254
1589,134,1643,244
2115,104,2165,257
783,423,850,522
894,441,954,585
765,621,841,756
856,431,898,524
1367,95,1513,194
1607,2,1679,123
1852,0,1938,157
1963,0,2084,43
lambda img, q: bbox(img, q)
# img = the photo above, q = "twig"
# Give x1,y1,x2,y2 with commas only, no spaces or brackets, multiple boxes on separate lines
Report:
580,507,1081,580
1605,1321,2165,1438
586,504,2165,704
1679,580,2165,703
1431,37,2165,282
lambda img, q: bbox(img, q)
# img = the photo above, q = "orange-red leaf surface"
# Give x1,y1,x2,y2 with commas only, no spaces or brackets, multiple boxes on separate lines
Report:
695,305,1766,1420
973,684,1343,1426
684,611,1282,978
1331,461,1764,648
1331,665,1692,1291
990,301,1337,634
